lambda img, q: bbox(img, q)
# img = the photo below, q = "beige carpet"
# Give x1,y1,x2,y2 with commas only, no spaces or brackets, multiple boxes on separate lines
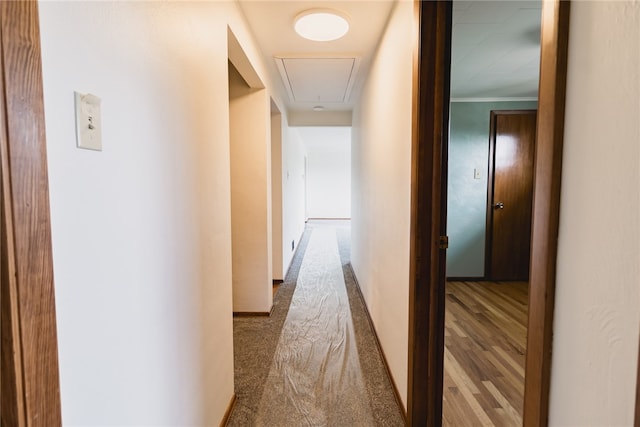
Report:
228,221,405,426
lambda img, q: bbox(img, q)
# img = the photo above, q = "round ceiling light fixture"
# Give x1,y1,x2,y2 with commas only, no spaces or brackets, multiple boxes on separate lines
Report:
313,105,325,111
294,9,350,42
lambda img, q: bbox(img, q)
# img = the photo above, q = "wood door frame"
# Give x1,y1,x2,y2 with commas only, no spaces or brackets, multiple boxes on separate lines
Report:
0,1,62,425
484,109,537,281
408,1,570,426
522,2,570,425
407,1,452,425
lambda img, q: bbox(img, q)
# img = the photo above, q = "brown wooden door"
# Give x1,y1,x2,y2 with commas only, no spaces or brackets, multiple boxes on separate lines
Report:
486,110,537,281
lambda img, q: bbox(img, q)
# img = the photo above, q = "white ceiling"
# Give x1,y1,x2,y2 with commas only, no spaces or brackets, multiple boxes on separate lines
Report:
275,56,359,104
238,0,541,116
238,0,395,114
451,1,541,99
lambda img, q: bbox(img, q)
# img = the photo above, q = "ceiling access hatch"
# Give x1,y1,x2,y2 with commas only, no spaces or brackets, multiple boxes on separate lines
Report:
274,56,360,104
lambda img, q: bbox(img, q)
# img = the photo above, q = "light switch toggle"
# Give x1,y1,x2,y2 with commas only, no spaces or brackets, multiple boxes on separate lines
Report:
75,92,102,151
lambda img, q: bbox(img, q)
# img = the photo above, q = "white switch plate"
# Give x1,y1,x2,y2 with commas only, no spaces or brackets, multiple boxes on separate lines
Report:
474,168,481,179
75,92,102,151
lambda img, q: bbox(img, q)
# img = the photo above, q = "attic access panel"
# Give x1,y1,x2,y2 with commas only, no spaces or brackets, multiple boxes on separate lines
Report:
275,57,359,104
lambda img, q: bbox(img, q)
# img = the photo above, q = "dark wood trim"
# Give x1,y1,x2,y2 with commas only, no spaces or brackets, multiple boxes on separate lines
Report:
484,112,496,280
523,1,570,426
484,109,538,281
220,393,237,427
445,277,485,282
0,1,62,426
407,1,452,426
0,45,26,427
348,264,408,424
233,311,271,317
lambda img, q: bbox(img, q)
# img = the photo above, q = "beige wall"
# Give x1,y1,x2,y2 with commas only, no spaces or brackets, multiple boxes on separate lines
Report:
38,1,288,424
229,63,273,312
351,0,414,408
549,1,640,425
271,111,284,280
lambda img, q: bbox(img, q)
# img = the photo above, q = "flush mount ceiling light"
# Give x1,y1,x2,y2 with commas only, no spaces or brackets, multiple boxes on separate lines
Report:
313,105,325,111
294,9,350,42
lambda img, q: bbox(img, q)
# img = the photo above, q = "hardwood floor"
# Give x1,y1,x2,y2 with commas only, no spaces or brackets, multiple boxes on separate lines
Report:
443,281,528,426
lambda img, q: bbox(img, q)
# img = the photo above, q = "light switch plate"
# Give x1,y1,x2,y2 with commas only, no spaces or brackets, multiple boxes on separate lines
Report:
474,168,481,180
75,91,102,151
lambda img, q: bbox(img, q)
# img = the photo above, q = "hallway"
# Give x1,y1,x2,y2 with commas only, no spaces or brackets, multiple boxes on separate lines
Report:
2,1,634,425
229,221,405,426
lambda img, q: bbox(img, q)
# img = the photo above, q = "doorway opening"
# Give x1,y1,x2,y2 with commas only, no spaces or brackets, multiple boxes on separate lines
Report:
271,100,284,296
228,28,272,315
297,126,352,222
408,1,570,425
442,3,541,423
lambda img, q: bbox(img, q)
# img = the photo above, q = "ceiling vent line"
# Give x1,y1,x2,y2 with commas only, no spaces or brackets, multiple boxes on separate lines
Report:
274,55,361,105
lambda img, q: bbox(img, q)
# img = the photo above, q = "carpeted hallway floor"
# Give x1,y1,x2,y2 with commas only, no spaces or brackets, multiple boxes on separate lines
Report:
227,220,405,426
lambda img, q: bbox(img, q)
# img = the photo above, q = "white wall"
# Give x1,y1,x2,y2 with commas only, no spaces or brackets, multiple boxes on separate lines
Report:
41,1,640,425
299,127,351,219
351,0,413,409
229,63,272,313
38,1,285,424
281,126,307,273
549,2,640,425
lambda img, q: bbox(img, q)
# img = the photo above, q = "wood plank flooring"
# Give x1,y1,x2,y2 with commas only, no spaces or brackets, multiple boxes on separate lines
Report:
443,281,528,427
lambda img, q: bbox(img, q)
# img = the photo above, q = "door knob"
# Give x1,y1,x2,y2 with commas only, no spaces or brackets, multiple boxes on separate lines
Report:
494,202,504,209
